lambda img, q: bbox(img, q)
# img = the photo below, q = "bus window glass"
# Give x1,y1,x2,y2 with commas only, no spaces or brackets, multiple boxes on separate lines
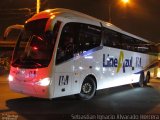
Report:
12,19,60,68
56,23,77,64
121,34,136,51
103,28,121,49
56,23,101,64
136,40,149,53
79,24,101,53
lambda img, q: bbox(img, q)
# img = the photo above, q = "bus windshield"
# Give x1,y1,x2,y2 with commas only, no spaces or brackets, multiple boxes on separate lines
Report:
12,18,58,68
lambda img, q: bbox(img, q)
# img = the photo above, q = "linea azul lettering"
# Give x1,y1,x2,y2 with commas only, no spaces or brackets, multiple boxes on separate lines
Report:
103,51,134,73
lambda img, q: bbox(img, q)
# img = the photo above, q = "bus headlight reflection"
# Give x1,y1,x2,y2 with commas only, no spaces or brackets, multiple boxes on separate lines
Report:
35,78,50,86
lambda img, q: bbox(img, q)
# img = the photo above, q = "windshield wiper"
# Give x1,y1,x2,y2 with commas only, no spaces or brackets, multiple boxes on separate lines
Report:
30,60,42,67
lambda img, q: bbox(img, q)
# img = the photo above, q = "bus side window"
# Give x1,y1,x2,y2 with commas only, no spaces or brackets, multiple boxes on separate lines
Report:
103,31,111,47
103,28,121,49
78,24,101,53
121,35,136,51
56,23,75,64
136,41,149,53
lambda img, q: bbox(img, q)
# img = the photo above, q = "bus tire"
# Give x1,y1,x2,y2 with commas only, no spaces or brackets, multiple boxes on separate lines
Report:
138,72,145,87
78,77,96,100
145,71,150,84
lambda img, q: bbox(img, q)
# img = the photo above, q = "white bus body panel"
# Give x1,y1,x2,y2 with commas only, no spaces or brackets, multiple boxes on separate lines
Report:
51,45,157,98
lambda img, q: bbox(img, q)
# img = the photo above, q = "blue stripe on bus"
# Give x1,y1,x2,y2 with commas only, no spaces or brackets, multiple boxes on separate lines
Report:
79,46,103,57
56,46,103,65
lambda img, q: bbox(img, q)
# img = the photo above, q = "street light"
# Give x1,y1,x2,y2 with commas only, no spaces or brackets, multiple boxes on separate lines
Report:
108,3,112,23
36,0,40,13
121,0,130,7
121,0,130,4
108,0,130,23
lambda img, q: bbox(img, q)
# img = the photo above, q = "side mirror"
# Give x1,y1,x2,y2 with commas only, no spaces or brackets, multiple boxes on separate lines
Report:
3,24,24,40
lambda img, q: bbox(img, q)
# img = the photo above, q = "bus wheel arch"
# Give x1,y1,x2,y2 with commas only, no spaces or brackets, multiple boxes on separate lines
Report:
78,75,97,100
85,75,97,88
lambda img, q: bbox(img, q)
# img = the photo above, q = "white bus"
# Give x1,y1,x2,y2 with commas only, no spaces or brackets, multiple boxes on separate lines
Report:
4,8,159,100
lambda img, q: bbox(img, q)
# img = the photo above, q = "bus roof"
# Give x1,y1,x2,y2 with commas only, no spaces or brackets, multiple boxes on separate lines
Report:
27,8,153,44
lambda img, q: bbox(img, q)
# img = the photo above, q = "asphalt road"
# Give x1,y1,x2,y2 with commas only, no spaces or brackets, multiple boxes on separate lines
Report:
0,75,160,120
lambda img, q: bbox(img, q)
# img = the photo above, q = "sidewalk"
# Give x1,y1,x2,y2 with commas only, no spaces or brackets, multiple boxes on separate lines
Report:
0,74,8,83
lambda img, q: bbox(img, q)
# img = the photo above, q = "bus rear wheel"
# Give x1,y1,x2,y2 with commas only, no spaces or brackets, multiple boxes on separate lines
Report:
138,72,145,87
145,72,150,84
78,77,96,100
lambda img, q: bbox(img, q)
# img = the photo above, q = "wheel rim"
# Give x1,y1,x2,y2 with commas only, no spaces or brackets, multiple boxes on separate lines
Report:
82,82,92,94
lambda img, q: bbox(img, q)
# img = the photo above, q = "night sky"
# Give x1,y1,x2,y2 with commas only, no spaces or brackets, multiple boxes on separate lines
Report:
0,0,160,43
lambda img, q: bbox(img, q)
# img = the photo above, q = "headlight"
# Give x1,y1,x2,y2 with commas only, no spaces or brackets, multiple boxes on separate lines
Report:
35,78,50,86
8,75,14,82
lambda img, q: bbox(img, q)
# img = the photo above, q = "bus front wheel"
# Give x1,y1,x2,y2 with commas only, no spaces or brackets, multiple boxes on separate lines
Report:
78,77,96,100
